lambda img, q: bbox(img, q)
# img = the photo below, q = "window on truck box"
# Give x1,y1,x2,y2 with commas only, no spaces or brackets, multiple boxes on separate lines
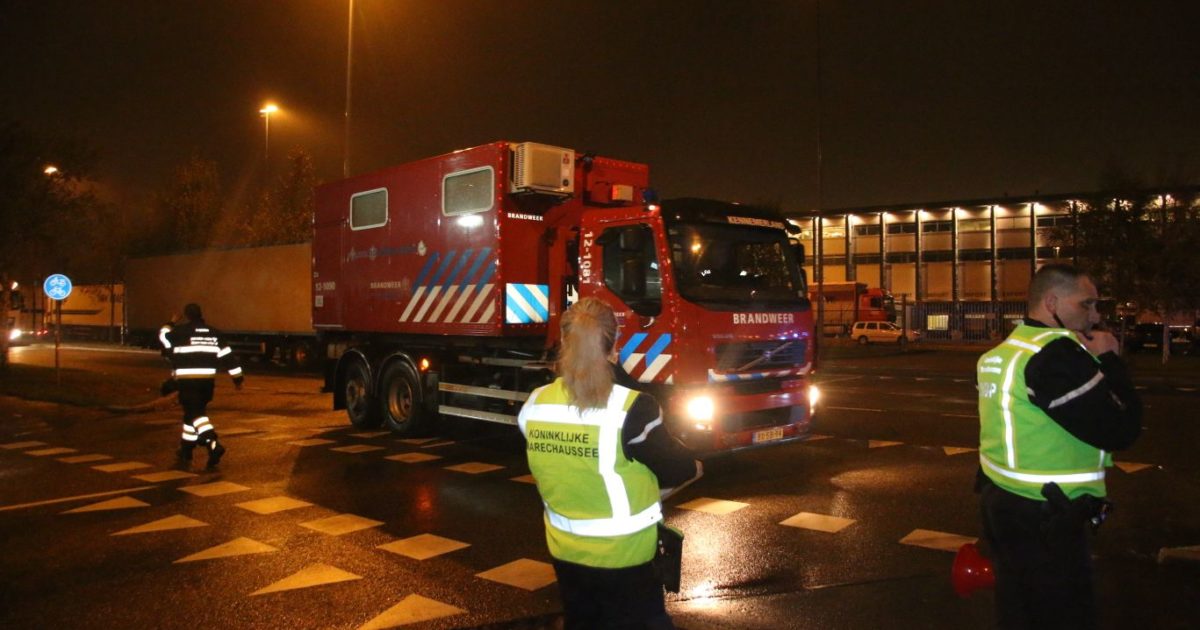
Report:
350,188,388,230
442,167,494,215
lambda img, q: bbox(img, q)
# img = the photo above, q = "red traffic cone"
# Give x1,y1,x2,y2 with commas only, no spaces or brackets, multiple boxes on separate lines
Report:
951,542,995,598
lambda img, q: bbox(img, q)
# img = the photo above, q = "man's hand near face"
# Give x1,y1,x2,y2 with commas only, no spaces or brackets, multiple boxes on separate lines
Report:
1078,329,1119,356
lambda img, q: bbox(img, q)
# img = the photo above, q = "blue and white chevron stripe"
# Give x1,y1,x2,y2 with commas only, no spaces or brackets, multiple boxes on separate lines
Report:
505,284,549,324
619,332,674,383
398,248,498,324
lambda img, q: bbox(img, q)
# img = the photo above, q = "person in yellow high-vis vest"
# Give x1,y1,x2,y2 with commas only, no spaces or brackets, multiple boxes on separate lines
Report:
518,298,702,630
976,264,1141,629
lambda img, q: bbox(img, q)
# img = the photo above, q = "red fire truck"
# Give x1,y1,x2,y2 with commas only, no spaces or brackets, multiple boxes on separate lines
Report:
809,281,896,336
312,141,817,452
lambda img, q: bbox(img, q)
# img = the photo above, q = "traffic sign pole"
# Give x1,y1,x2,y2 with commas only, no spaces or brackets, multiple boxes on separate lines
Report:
43,274,73,387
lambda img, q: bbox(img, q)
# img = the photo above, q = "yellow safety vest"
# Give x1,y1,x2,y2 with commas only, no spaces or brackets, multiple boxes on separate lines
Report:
977,324,1110,501
518,379,662,568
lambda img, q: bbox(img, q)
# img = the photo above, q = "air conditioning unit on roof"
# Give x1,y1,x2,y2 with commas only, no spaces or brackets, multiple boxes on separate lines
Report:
510,142,575,198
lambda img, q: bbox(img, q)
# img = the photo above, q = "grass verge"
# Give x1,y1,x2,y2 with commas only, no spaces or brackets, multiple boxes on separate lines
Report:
0,364,161,409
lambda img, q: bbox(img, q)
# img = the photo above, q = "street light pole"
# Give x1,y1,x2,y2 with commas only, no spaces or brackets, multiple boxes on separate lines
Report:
259,103,279,161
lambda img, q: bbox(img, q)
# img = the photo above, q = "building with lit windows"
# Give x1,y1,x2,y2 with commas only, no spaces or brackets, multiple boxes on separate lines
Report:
790,187,1198,340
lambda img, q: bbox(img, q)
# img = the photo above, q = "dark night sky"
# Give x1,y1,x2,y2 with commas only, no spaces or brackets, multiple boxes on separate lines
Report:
2,0,1197,211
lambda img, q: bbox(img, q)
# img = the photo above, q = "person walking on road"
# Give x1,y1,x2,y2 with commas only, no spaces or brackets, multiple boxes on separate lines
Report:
518,297,702,630
159,303,243,469
976,264,1142,629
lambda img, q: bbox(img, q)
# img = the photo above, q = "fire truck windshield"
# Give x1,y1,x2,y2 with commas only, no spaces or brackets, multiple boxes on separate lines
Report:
667,223,807,309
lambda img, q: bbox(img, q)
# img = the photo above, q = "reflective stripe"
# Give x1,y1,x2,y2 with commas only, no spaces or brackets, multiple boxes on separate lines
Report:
544,501,663,537
1004,339,1041,353
217,347,232,358
174,368,217,376
193,417,211,429
980,454,1105,484
1000,352,1021,468
1048,370,1104,409
159,327,172,349
519,404,625,427
182,424,197,434
173,346,220,354
228,367,243,377
626,414,662,445
196,424,214,434
1032,330,1072,342
597,387,632,520
181,432,198,442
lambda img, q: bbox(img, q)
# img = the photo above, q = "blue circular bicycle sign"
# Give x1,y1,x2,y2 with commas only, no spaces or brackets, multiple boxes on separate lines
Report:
43,274,73,301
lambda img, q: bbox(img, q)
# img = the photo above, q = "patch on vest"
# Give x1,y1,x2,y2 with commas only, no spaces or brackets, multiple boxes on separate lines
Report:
527,428,600,459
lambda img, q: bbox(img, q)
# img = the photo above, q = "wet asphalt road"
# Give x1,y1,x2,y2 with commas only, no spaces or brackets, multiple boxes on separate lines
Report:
1,344,1197,629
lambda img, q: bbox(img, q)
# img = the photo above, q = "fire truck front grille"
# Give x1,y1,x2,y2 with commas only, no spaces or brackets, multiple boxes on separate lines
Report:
715,340,807,372
720,405,805,432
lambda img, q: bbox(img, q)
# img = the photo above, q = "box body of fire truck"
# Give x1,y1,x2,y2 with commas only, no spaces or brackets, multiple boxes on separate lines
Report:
313,141,817,451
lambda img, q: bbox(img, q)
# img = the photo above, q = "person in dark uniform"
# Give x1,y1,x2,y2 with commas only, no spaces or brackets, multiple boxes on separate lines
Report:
976,264,1142,629
159,303,243,469
518,298,702,629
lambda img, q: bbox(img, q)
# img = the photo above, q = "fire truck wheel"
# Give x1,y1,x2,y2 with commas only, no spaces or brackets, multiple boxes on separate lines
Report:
381,361,424,435
344,360,382,428
857,335,869,345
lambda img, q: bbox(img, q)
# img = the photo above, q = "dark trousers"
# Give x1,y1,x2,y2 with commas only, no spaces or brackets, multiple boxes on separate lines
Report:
552,559,674,630
980,481,1096,630
178,380,218,453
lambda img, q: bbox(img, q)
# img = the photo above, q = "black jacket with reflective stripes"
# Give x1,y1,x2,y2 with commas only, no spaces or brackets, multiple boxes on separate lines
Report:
159,319,243,381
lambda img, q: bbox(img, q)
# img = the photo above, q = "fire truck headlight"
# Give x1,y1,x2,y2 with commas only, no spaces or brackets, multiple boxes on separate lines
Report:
685,395,715,423
808,385,821,407
9,328,21,341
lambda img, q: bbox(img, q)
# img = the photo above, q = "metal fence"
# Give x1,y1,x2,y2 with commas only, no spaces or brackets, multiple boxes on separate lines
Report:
908,301,1028,342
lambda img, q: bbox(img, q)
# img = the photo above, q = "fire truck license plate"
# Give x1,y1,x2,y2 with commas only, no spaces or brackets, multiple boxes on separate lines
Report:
753,427,785,443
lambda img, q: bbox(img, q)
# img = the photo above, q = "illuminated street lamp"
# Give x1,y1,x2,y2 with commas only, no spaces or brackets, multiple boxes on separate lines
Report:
43,165,59,176
259,103,279,160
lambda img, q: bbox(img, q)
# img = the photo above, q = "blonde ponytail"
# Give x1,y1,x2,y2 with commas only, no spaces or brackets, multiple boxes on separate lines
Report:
559,297,618,410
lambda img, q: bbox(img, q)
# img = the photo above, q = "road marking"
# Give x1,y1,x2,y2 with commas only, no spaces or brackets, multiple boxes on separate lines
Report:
385,452,442,464
476,558,557,591
943,447,977,456
251,563,363,596
361,594,467,629
510,474,536,484
444,462,505,474
899,528,977,552
397,438,439,445
816,375,863,384
113,514,208,536
1178,387,1197,392
806,434,834,441
26,447,78,456
62,496,150,514
0,440,48,450
379,533,471,560
330,444,387,454
133,470,197,483
1115,461,1154,474
423,440,456,448
348,431,391,439
826,406,883,412
180,481,251,497
175,537,278,563
300,513,385,536
93,461,152,473
0,485,157,513
287,438,336,447
869,440,903,449
58,454,114,464
236,496,314,515
677,497,749,515
779,511,856,533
